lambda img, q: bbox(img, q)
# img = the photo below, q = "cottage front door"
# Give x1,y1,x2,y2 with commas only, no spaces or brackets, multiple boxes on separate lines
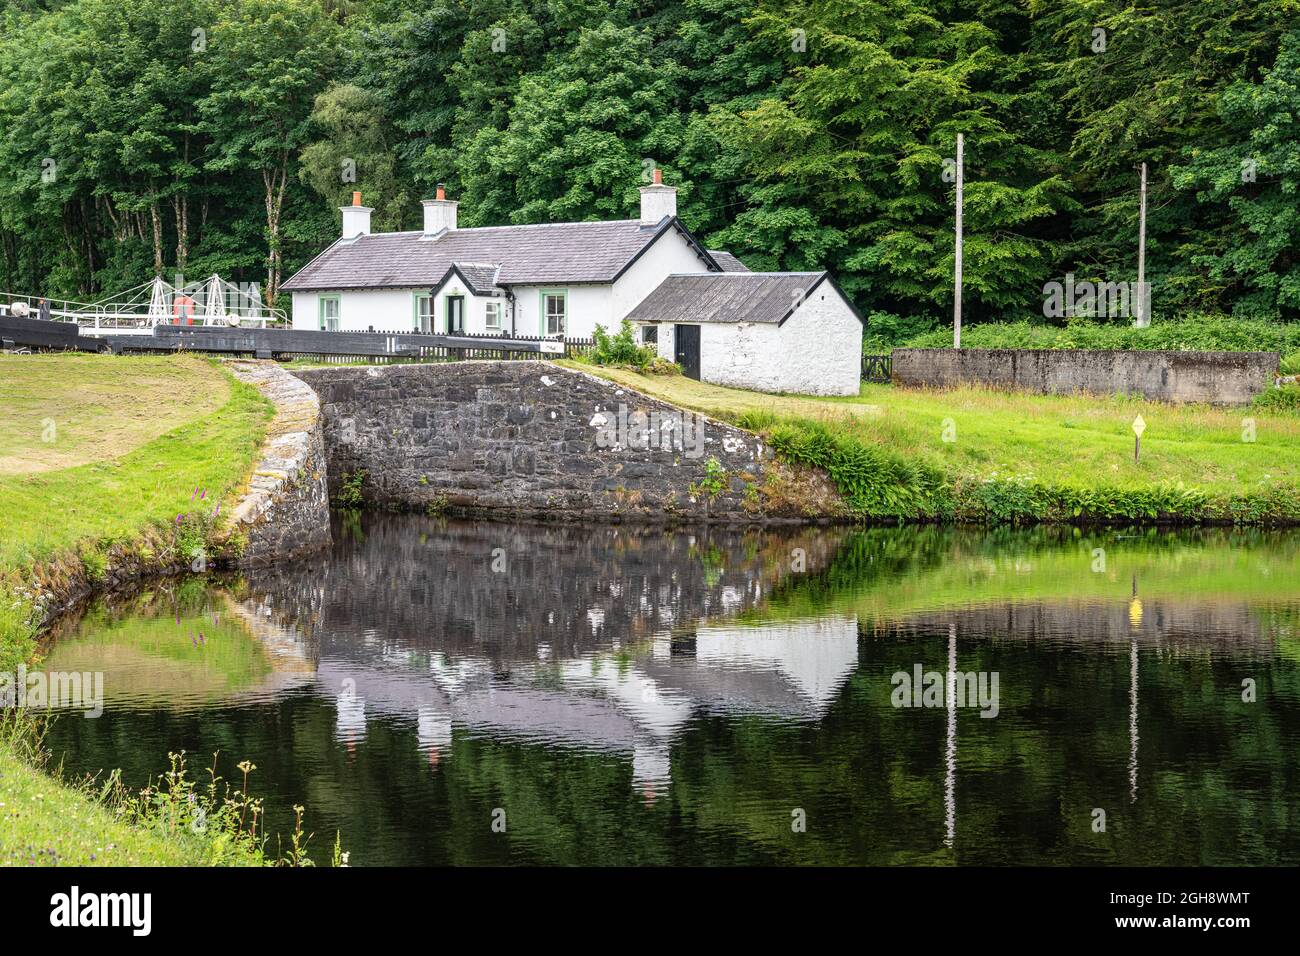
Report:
446,295,465,334
674,324,701,380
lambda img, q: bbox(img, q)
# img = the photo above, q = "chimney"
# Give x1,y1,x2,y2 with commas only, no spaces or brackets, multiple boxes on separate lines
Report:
422,183,458,235
340,191,372,239
638,167,677,225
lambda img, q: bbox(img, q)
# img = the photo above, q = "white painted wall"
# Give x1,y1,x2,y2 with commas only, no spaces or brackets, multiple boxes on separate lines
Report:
699,322,784,391
291,285,513,335
611,229,713,321
292,288,422,333
289,227,712,339
774,281,862,395
510,284,613,339
634,279,862,397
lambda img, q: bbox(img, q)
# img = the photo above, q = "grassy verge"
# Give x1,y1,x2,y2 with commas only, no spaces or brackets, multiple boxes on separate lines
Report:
0,712,324,866
0,354,272,570
563,362,1300,525
0,740,221,865
0,353,280,866
0,354,273,669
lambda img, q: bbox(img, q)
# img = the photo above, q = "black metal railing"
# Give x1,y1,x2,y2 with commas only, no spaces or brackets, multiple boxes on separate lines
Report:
75,324,598,364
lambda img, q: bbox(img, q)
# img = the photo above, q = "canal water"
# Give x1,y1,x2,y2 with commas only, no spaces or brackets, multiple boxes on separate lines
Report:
40,515,1300,865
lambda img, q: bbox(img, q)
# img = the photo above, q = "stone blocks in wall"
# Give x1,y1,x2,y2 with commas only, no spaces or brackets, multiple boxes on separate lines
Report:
221,361,332,566
293,362,780,523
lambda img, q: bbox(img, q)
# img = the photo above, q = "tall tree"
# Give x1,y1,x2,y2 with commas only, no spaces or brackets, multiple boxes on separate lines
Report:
200,0,342,304
457,21,686,225
299,83,410,231
708,0,1072,322
1170,29,1300,319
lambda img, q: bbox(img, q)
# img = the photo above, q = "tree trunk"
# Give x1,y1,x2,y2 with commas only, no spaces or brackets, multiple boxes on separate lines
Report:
150,201,164,276
173,193,189,275
1,228,16,291
80,197,97,296
262,154,289,307
174,134,191,274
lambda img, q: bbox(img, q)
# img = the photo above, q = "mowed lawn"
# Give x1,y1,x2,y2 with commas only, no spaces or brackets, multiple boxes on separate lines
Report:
0,354,273,569
565,363,1300,493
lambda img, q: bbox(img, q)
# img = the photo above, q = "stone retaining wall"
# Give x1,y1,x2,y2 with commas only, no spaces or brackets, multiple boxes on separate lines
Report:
220,361,331,565
891,348,1279,404
293,362,809,523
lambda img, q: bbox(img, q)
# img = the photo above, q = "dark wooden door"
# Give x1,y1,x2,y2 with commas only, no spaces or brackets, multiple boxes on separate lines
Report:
674,323,700,380
446,295,465,334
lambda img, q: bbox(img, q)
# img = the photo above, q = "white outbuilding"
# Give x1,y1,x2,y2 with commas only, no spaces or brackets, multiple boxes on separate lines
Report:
626,272,864,396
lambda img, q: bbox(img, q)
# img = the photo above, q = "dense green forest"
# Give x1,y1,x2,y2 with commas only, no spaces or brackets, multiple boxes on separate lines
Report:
1,0,1297,334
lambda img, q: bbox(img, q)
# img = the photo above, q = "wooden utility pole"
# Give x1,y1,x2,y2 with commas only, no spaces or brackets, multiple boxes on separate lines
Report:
953,133,964,348
1136,162,1148,327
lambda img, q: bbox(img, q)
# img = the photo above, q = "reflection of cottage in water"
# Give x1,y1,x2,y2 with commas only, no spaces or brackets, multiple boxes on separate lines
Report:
309,613,858,794
221,517,863,792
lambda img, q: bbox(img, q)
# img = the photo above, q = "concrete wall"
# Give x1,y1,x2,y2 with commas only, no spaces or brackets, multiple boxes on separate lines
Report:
292,362,803,523
891,348,1279,405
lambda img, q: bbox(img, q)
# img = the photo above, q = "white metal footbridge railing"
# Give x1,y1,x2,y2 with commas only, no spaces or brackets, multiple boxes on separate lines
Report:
0,275,286,334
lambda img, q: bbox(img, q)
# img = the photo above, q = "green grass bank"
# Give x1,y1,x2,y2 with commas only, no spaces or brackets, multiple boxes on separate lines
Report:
0,353,277,865
567,362,1300,526
0,353,273,669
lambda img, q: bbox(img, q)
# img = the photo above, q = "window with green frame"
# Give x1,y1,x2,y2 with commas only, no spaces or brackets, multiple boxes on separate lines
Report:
412,292,433,332
485,299,503,331
318,294,340,331
540,289,566,336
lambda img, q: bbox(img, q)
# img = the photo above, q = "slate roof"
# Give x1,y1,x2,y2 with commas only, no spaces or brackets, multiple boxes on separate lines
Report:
626,272,831,325
707,250,751,273
282,218,715,291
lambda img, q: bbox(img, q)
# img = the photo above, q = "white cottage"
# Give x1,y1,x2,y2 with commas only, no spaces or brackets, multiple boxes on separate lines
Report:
626,272,864,396
280,173,862,395
282,174,730,338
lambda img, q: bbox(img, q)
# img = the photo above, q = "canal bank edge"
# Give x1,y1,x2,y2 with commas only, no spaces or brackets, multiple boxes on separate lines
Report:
17,361,330,640
214,361,332,566
292,361,844,523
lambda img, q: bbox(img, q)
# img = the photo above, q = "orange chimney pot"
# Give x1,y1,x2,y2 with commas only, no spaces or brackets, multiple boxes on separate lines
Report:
352,191,362,206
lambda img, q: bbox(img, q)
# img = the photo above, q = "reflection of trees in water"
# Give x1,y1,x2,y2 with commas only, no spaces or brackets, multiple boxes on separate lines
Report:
755,525,1300,638
41,519,1300,866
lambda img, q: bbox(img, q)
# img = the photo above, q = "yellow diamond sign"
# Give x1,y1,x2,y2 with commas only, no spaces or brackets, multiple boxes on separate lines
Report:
1132,415,1146,438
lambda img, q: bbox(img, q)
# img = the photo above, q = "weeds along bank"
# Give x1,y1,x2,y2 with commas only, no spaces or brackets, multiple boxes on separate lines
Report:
750,413,1300,526
0,711,334,866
